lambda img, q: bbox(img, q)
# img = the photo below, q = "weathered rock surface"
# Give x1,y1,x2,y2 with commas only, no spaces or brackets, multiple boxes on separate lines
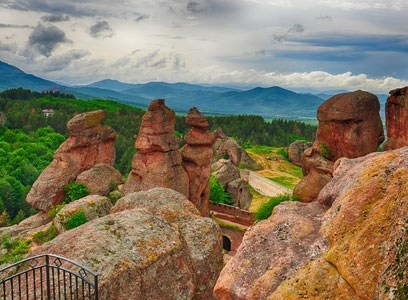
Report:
124,100,189,197
384,87,408,150
212,159,253,209
31,188,223,300
53,195,112,233
294,90,384,202
26,110,117,211
288,140,312,166
216,147,408,300
293,147,334,203
0,212,52,240
213,128,261,170
214,201,327,299
181,107,215,216
76,163,123,196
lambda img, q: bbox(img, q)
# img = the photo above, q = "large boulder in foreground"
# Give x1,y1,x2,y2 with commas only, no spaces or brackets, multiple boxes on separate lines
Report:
215,147,408,299
26,110,117,211
181,107,215,216
294,90,384,202
124,100,189,197
384,87,408,150
31,188,223,300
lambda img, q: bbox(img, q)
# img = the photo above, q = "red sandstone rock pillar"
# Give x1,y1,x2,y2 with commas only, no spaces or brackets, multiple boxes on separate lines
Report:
124,99,189,197
26,110,117,211
294,90,384,202
180,107,215,216
383,87,408,150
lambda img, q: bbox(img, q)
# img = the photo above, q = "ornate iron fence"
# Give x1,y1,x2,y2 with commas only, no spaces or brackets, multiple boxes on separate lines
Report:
0,254,98,300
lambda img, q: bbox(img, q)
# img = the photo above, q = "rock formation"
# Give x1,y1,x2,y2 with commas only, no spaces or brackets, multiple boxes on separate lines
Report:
26,110,117,211
213,128,261,170
29,188,223,300
384,86,408,150
124,99,189,197
76,163,123,196
215,146,408,299
288,140,312,166
293,90,384,202
212,159,253,210
181,107,215,216
53,195,112,233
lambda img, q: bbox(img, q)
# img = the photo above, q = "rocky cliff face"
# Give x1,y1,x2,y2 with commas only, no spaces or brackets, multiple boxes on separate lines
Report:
26,110,117,211
384,87,408,150
181,107,215,216
294,90,384,202
27,188,223,300
215,147,408,299
124,99,189,197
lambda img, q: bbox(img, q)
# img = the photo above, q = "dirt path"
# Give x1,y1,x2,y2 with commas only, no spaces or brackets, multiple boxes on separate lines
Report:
244,170,291,197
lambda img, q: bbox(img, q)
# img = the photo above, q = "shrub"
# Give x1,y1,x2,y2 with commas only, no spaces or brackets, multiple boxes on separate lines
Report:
320,143,334,160
64,212,88,230
254,194,298,221
63,182,89,204
223,151,230,160
108,191,122,204
48,204,65,219
209,175,233,205
0,235,31,264
32,225,57,244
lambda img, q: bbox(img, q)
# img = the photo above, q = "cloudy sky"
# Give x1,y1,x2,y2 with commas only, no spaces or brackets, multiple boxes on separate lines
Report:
0,0,407,92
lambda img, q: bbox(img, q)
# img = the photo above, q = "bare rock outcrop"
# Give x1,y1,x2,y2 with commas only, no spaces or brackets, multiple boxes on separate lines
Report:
212,159,253,210
288,140,312,166
26,110,117,211
30,188,223,300
76,163,123,196
384,87,408,150
215,147,408,300
213,128,261,170
181,107,215,216
294,90,384,202
124,99,189,197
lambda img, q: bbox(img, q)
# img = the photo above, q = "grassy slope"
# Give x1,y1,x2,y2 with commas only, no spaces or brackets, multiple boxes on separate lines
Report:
245,145,303,212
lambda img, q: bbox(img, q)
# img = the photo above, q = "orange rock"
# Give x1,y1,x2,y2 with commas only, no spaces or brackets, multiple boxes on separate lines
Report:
181,107,214,216
294,90,384,202
26,110,117,211
384,87,408,150
124,100,189,197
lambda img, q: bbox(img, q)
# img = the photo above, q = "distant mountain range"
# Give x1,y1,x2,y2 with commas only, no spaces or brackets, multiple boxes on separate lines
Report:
0,60,388,118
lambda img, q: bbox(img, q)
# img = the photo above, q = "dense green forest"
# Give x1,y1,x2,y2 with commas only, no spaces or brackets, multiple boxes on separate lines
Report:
0,88,317,221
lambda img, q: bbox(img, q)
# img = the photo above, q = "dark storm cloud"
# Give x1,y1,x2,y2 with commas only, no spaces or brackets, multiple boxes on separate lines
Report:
0,23,32,29
41,14,70,22
89,20,114,38
134,13,149,22
28,24,71,57
187,1,204,13
288,24,304,33
291,34,408,53
0,0,97,17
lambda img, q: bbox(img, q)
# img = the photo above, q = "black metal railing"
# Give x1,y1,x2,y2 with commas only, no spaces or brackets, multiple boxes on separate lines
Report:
0,254,98,300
